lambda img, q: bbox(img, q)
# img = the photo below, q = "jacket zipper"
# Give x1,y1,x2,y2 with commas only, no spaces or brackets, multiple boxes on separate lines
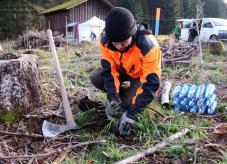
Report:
119,52,127,73
120,52,123,66
129,64,135,73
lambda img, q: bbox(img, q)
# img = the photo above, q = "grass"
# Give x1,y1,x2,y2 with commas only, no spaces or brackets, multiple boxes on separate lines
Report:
74,108,97,126
37,42,101,99
202,51,227,83
165,145,192,159
220,152,227,164
162,66,174,74
83,141,138,163
101,117,118,134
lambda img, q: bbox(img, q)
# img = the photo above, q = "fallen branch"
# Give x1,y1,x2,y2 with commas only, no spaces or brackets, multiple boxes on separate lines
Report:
161,116,176,123
24,111,64,119
0,139,106,159
52,145,73,164
24,114,50,119
0,130,45,139
115,128,190,164
204,140,224,153
174,61,191,64
164,54,192,62
27,157,36,164
148,107,166,118
148,107,176,124
221,94,227,100
204,143,225,149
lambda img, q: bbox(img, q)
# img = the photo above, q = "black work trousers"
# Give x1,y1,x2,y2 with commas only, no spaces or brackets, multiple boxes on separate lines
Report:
89,68,141,110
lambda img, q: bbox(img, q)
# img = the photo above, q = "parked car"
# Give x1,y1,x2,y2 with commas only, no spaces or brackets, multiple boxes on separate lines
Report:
177,18,227,42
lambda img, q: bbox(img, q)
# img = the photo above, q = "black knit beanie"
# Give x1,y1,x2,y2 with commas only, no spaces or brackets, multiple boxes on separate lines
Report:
105,7,137,42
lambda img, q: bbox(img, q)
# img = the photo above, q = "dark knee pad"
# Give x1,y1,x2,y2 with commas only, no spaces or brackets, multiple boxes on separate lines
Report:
89,68,105,92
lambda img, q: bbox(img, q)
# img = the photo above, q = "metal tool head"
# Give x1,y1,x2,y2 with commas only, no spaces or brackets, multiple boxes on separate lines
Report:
42,120,77,137
121,81,130,89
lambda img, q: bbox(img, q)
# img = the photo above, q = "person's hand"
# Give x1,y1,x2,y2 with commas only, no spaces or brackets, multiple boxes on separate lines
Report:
118,112,135,136
105,99,121,118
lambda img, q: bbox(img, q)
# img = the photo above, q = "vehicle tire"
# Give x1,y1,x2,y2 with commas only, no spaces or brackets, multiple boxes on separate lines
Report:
210,35,219,41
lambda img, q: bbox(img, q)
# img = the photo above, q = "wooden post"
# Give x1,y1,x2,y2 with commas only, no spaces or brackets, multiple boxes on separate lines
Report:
65,16,68,53
48,20,50,30
155,8,161,36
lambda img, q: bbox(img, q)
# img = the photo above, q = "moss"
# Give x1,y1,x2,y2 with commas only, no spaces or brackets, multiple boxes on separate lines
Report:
169,124,178,133
40,86,49,104
41,0,84,14
0,110,18,124
98,92,107,101
157,35,169,42
209,42,225,55
162,66,174,74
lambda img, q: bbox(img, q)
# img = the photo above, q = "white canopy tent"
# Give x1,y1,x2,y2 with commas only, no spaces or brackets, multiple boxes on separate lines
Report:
78,16,105,42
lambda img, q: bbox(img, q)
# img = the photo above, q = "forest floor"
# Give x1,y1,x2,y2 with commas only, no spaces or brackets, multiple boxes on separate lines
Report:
0,37,226,164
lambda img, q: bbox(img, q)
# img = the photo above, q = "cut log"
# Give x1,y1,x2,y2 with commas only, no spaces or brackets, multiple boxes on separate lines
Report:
0,53,44,113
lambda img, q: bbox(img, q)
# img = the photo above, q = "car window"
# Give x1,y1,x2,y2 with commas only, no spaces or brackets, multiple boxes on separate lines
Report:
183,21,192,29
67,26,73,32
203,21,213,28
212,18,227,26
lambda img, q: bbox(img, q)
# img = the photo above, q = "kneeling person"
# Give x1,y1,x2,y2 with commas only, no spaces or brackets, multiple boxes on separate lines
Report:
90,7,161,135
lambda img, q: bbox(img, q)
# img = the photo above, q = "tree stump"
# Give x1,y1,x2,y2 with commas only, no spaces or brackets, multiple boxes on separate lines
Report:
0,53,44,115
0,44,3,54
208,41,224,55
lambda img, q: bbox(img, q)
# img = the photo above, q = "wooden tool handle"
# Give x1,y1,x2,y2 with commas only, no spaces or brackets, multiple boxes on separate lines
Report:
47,29,76,128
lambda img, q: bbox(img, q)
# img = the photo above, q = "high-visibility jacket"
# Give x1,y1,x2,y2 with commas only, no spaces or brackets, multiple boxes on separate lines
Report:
100,22,161,115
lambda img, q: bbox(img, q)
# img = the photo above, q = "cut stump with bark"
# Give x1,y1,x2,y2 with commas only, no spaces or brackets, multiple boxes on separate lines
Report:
0,44,3,54
0,53,44,115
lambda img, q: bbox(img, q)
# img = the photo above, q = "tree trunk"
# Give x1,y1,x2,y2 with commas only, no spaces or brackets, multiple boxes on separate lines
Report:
0,53,44,113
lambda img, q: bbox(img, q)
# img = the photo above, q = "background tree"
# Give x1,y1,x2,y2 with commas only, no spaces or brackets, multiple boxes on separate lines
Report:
0,0,68,40
204,0,225,18
0,0,227,39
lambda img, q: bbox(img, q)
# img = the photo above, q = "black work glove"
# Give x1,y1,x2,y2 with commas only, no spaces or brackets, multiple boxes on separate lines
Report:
118,111,135,136
105,99,121,118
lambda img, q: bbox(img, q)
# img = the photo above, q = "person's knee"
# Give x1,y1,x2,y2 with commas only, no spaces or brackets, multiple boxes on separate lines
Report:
121,100,131,110
89,68,101,84
89,70,96,85
120,92,134,110
89,68,106,92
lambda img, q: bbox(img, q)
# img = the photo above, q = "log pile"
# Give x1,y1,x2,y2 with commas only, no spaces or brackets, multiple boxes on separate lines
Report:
14,31,66,50
161,41,199,66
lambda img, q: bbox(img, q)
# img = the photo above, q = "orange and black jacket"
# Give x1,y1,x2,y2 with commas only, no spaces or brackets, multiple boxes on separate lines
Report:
100,22,161,116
